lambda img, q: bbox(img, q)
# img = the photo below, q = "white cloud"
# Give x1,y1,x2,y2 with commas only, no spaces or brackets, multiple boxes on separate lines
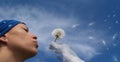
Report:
71,44,98,60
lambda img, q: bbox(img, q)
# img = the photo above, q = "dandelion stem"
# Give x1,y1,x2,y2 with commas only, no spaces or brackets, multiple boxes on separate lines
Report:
54,35,58,42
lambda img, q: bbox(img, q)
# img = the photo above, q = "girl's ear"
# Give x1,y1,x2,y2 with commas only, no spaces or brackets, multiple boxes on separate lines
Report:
0,35,8,44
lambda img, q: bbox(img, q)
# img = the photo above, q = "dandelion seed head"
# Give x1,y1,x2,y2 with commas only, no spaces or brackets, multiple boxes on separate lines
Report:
52,28,65,39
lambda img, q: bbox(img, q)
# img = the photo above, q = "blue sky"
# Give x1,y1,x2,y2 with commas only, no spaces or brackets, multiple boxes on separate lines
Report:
0,0,120,62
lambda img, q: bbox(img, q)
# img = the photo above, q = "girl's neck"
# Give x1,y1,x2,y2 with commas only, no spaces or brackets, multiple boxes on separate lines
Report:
0,47,24,62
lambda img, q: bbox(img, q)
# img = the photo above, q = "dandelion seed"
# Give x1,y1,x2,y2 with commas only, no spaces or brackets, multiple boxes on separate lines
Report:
102,40,106,46
88,22,94,26
112,34,117,40
88,36,94,40
72,24,79,28
115,21,119,24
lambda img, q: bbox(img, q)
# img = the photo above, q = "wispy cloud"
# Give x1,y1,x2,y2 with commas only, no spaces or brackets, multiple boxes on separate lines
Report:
71,44,98,60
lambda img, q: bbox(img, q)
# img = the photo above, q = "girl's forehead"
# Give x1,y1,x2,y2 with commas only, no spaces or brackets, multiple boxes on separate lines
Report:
15,23,28,28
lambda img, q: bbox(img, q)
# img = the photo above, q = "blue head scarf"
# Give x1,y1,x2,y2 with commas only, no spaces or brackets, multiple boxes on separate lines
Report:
0,20,22,37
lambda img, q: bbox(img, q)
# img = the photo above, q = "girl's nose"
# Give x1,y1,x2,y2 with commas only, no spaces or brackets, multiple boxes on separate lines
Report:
30,33,37,39
33,35,37,39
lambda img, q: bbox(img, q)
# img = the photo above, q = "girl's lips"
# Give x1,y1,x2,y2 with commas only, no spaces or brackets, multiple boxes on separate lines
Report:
34,41,38,48
36,44,38,48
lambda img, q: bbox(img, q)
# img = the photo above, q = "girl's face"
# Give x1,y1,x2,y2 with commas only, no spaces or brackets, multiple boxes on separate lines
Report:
5,24,38,59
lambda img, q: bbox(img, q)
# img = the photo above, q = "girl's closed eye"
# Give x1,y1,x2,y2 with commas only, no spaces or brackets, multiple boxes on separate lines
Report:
23,27,29,32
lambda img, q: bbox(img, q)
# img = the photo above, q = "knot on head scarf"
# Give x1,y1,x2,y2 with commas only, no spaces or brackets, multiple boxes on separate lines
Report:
0,20,22,37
